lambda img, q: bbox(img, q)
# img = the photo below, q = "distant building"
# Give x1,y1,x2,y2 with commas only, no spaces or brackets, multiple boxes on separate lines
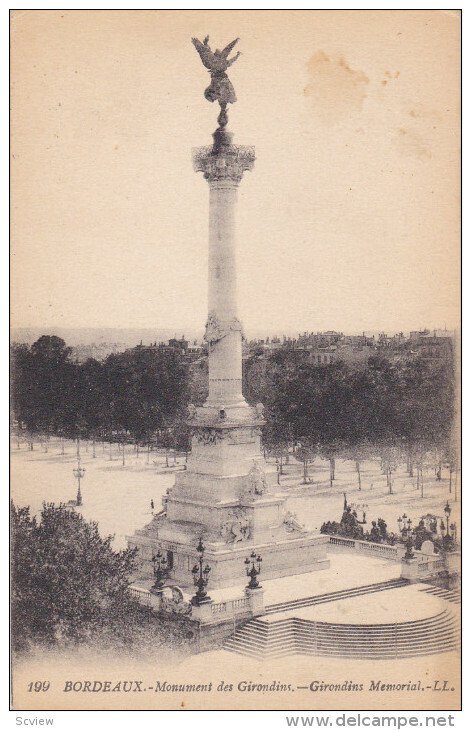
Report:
377,331,406,348
409,329,430,340
168,336,189,353
71,342,124,362
308,349,336,365
335,345,375,365
343,333,375,347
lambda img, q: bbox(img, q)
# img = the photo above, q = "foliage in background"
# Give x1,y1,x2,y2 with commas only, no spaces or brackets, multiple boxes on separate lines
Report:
11,336,190,448
11,335,455,467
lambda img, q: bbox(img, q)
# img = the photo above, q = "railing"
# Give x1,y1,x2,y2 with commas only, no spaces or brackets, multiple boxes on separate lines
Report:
328,535,401,561
129,585,153,606
418,558,445,574
329,536,355,548
211,597,250,615
357,541,398,558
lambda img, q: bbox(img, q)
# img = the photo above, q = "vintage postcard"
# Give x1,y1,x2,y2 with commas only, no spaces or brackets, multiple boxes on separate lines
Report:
10,9,461,712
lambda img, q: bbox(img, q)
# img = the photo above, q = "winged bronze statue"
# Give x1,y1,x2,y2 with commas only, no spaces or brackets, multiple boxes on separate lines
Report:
192,36,241,119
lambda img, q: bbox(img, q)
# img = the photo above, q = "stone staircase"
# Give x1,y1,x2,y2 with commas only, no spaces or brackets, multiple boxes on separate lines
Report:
420,585,461,604
223,579,460,660
224,610,459,660
264,577,408,615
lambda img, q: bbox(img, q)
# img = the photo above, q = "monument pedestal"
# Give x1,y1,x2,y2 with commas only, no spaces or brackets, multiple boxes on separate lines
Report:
128,401,329,589
130,521,329,590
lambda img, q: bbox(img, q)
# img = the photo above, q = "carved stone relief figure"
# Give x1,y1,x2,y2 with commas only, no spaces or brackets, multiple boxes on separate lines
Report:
283,510,306,533
220,509,251,543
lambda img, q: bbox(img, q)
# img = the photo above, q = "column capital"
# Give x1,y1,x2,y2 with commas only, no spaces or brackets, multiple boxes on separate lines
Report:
193,144,255,185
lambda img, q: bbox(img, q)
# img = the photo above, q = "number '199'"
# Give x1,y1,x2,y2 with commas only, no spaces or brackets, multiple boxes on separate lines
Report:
27,681,50,692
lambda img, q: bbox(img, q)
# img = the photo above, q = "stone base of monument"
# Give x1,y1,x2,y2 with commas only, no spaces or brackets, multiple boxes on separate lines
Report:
128,402,330,590
129,527,329,590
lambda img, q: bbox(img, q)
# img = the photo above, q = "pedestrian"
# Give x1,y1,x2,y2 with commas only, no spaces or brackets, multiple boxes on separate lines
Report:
150,499,154,512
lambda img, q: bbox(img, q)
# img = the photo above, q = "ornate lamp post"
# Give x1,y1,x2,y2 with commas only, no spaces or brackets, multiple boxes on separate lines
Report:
190,537,212,605
441,501,453,551
245,550,262,589
151,549,169,593
73,457,85,506
398,513,414,559
404,520,414,560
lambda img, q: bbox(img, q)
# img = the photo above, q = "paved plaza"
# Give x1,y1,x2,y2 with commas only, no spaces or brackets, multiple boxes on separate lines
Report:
11,437,460,552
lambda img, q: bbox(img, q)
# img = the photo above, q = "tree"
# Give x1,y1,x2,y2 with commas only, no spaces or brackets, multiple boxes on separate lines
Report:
395,355,455,484
11,501,137,651
294,441,317,484
11,337,75,436
102,346,190,445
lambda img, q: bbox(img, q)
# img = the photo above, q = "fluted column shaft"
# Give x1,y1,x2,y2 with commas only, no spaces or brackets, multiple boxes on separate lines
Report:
193,140,255,409
207,179,242,404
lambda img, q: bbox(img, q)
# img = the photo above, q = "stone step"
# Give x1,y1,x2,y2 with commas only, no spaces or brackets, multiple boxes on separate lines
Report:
249,626,459,648
224,607,458,660
227,625,459,653
227,616,459,649
265,580,405,612
421,586,461,603
226,627,460,649
270,640,458,660
265,578,408,614
226,623,459,653
266,613,457,634
258,612,456,635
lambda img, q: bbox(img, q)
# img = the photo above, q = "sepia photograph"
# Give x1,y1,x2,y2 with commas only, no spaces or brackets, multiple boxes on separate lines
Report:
9,8,461,713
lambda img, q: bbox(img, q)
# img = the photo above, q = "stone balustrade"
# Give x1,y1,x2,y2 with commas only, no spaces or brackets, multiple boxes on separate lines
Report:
328,535,403,561
211,596,250,615
129,585,162,610
401,552,448,582
328,536,356,549
418,558,446,573
129,583,264,625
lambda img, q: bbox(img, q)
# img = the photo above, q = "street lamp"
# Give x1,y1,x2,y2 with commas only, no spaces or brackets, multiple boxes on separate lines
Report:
397,513,409,539
190,537,211,606
245,550,262,589
151,549,169,592
73,457,85,507
398,513,414,559
442,501,453,551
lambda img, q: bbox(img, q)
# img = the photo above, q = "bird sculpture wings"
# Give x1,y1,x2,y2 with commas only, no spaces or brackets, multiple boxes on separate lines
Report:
191,36,214,70
191,36,240,71
220,38,240,59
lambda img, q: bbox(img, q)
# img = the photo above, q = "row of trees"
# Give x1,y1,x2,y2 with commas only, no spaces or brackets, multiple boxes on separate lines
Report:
11,336,457,481
244,349,456,485
11,336,191,451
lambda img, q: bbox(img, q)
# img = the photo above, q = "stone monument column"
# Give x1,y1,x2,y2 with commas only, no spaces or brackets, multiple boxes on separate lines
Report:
127,37,330,589
193,131,255,411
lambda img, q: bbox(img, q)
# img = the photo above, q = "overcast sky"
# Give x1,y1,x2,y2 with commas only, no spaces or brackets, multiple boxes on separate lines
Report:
11,9,460,337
